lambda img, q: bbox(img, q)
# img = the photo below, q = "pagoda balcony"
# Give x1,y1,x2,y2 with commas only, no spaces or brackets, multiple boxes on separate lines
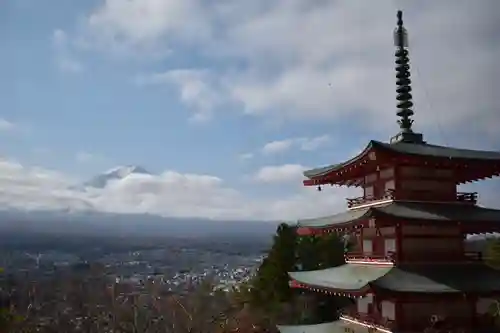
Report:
346,190,478,209
345,252,395,264
396,191,479,205
456,191,478,204
345,251,481,263
346,189,395,209
463,251,482,261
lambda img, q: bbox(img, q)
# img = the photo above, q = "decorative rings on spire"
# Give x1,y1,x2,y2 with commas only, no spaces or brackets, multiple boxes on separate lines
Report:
394,10,414,133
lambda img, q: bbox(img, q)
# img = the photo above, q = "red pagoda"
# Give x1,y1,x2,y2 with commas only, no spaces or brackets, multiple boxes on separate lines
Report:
278,10,500,333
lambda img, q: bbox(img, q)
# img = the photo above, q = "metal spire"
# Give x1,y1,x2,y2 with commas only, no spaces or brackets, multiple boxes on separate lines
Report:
390,10,424,144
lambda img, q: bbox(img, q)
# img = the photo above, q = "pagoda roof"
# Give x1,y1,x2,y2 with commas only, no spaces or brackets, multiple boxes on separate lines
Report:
277,321,344,333
289,263,392,291
289,262,500,294
377,140,500,160
297,201,500,231
303,140,500,179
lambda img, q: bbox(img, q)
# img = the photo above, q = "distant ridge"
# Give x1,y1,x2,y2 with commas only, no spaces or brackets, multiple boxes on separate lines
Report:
0,209,279,239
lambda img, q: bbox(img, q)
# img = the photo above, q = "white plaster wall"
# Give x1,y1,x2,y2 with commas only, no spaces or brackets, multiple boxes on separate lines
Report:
381,300,395,320
357,294,373,313
362,239,373,254
384,238,396,255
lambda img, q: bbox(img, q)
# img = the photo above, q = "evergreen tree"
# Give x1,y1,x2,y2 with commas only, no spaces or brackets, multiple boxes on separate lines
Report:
484,238,500,328
250,224,351,323
485,238,500,269
250,223,297,310
296,233,349,322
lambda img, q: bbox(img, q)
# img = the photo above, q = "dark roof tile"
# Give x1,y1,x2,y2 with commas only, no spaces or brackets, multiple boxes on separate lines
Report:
304,140,500,179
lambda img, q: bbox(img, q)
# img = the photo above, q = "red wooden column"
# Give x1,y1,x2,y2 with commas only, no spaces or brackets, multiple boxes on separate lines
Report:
394,300,403,331
393,164,404,263
458,222,466,258
393,164,403,200
469,296,477,330
360,226,364,254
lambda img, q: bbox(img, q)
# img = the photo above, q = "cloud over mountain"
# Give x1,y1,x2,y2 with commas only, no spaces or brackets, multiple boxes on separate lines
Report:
0,159,354,221
84,165,152,188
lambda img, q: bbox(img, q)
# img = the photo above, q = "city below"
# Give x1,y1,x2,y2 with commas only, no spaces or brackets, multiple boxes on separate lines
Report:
0,231,271,295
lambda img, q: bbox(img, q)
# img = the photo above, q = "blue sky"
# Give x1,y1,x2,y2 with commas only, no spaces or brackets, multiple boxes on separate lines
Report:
0,0,499,220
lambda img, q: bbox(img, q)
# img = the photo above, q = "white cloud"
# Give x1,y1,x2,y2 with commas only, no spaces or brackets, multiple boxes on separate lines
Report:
0,158,359,220
25,1,500,221
0,119,30,135
57,58,84,73
52,29,84,73
253,164,308,184
52,29,67,48
77,0,499,137
0,159,89,211
238,153,254,161
0,119,16,132
75,151,95,163
297,135,330,151
2,157,499,222
261,139,295,155
261,135,331,155
137,69,223,122
83,0,211,56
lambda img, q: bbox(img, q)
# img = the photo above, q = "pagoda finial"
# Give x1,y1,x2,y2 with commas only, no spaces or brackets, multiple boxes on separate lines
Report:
390,10,424,144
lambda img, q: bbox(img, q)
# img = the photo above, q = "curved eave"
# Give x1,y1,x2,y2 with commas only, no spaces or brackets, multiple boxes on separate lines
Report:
304,140,500,186
289,264,393,296
297,201,500,234
296,206,377,235
374,202,500,232
290,263,500,296
303,141,377,186
290,279,371,297
375,141,500,183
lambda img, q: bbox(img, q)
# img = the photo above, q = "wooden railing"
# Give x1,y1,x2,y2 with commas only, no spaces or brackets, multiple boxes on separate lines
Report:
345,251,481,263
346,190,477,208
463,251,482,261
345,252,395,263
346,189,395,208
456,192,478,204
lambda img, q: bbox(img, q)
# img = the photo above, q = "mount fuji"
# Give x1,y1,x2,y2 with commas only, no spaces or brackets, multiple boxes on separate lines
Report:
0,165,279,239
83,165,152,189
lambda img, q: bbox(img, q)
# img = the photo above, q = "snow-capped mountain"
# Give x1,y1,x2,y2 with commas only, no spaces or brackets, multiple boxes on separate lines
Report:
83,165,152,188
